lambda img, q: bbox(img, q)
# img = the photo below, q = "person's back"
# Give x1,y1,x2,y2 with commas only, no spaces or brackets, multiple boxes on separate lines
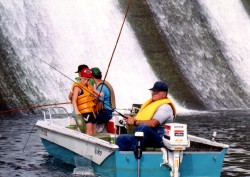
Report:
97,84,111,109
91,67,116,132
96,80,116,111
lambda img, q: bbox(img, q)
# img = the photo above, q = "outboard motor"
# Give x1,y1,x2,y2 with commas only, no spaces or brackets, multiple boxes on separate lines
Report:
161,123,190,177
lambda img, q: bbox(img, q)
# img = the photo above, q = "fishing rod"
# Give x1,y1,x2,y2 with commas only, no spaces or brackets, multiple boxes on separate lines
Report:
97,0,132,100
93,0,132,118
0,102,71,115
25,0,132,118
26,51,127,118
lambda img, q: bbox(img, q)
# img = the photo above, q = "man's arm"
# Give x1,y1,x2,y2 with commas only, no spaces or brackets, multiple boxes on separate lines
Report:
126,116,159,128
126,104,173,127
134,119,159,128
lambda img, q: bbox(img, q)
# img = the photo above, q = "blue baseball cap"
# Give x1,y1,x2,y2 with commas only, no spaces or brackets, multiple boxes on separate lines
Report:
149,81,168,92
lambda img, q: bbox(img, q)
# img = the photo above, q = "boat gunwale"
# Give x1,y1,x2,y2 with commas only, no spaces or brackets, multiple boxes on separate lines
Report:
188,134,229,149
36,119,229,153
36,119,119,150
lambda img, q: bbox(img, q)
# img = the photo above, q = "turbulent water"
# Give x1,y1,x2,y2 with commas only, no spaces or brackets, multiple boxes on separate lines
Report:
0,110,250,177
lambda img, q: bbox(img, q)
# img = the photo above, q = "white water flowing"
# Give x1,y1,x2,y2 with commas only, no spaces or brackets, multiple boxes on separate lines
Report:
0,0,161,110
144,0,250,109
198,0,250,89
7,0,249,112
37,0,160,109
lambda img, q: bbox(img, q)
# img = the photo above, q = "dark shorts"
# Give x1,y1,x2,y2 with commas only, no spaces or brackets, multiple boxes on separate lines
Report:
82,113,97,124
96,109,113,124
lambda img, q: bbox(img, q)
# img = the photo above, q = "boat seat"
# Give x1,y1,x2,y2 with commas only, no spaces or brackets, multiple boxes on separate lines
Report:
93,133,111,142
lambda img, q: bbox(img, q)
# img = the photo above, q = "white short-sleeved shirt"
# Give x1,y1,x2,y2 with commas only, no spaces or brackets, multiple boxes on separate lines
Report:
153,104,174,127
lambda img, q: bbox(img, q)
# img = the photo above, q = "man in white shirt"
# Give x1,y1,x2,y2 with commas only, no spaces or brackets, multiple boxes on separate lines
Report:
116,81,176,151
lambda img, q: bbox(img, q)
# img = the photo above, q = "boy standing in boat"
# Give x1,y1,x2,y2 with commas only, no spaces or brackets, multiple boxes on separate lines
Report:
91,67,116,133
116,81,176,150
72,68,104,135
68,64,95,118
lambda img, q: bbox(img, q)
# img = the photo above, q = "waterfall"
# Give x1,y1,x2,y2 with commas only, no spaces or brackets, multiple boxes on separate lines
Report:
198,0,250,89
145,0,250,109
0,0,161,112
1,0,250,114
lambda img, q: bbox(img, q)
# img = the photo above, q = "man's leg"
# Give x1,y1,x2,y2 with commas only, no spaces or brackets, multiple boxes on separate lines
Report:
116,134,137,151
96,110,112,133
97,110,112,124
135,124,162,148
116,124,162,151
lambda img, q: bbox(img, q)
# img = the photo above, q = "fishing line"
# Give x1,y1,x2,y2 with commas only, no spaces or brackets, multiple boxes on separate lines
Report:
25,52,128,118
27,51,77,84
0,102,71,114
27,51,102,98
8,120,13,141
23,121,36,152
2,0,133,117
0,100,127,118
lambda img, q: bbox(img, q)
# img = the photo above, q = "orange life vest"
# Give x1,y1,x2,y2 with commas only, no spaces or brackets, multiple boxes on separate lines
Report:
72,82,97,115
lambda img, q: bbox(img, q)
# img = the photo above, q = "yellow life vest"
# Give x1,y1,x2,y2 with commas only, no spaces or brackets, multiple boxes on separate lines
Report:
135,98,176,121
72,82,97,115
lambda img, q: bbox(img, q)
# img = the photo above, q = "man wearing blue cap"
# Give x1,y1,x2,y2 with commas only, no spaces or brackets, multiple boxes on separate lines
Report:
116,81,176,151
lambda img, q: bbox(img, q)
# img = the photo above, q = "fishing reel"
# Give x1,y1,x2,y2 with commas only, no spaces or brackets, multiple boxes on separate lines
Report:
118,119,127,128
130,104,141,115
